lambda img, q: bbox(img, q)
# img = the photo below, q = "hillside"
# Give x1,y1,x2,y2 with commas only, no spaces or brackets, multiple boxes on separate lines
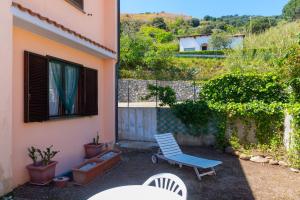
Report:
121,12,192,23
121,12,282,36
225,20,300,76
120,0,298,81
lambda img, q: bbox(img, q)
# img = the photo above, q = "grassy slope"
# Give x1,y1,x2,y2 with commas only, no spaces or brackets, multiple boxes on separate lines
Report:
174,57,227,81
121,12,192,23
225,21,300,73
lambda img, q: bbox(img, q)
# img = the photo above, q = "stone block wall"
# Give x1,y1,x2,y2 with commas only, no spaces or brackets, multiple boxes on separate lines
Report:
118,79,200,103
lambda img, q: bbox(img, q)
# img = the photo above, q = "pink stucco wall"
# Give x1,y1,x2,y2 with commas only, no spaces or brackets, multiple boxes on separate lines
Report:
0,0,13,196
12,25,116,187
9,0,118,187
13,0,118,51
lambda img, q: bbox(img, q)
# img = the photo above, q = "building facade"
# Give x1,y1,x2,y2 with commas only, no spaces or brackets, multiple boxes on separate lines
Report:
179,34,245,52
0,0,118,195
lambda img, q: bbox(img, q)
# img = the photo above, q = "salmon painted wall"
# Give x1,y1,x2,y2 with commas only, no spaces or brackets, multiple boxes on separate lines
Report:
101,0,118,50
13,0,118,51
0,0,13,195
12,27,116,187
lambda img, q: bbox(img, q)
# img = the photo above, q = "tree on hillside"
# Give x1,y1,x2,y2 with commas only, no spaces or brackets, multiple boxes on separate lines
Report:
209,30,232,50
139,26,174,43
152,17,167,30
283,0,300,20
198,24,215,35
121,19,145,35
189,18,200,27
248,17,277,34
203,15,216,21
120,34,152,70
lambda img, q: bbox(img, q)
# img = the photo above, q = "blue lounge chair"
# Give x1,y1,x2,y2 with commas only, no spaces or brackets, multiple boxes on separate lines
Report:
152,133,222,180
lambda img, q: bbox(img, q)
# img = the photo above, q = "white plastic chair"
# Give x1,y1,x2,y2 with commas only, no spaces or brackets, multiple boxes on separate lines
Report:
143,173,187,200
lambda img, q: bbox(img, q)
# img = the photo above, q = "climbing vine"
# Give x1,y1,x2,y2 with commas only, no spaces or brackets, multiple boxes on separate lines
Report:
145,73,288,151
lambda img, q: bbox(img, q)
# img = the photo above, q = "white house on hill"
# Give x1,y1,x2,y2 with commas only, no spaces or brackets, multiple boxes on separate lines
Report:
178,34,245,52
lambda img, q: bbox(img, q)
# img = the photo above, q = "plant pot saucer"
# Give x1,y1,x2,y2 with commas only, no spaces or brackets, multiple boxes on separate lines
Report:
53,176,70,188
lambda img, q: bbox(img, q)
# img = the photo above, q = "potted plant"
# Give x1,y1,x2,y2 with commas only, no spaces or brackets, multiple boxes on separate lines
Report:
26,145,59,185
84,132,104,158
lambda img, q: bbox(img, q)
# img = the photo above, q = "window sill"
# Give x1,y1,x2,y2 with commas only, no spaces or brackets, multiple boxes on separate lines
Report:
65,0,86,14
49,114,96,121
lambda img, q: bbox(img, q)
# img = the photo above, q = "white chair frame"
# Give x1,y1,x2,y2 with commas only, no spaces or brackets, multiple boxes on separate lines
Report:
143,173,187,200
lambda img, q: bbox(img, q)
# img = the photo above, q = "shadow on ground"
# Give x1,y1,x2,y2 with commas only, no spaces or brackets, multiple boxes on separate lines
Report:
13,147,300,200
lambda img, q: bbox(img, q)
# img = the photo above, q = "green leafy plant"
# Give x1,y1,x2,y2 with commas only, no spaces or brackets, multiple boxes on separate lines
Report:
200,73,288,103
209,30,232,50
290,78,300,102
172,100,213,136
27,146,38,166
229,133,242,150
288,104,300,169
144,73,290,156
36,145,59,166
142,84,177,107
178,50,225,56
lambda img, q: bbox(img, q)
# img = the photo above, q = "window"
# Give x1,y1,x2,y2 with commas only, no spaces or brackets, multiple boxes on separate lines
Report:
24,51,98,122
184,48,196,52
67,0,84,10
48,59,80,117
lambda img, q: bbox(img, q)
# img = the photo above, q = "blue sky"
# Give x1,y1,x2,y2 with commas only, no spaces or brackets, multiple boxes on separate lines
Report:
121,0,289,18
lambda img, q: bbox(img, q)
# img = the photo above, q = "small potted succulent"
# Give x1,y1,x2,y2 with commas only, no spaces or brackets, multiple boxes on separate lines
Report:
84,132,104,158
26,145,59,185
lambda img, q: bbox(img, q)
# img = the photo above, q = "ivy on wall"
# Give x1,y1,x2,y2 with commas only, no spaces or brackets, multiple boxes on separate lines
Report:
146,73,287,149
201,73,288,103
145,73,300,168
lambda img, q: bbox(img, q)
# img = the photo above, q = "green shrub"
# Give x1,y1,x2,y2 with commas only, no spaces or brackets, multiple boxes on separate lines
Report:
145,73,287,152
201,73,288,103
229,133,242,150
288,104,300,169
290,78,300,102
178,50,225,55
172,100,212,135
142,84,177,106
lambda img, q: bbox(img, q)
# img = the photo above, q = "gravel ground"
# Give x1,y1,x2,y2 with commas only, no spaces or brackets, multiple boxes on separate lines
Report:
12,147,300,200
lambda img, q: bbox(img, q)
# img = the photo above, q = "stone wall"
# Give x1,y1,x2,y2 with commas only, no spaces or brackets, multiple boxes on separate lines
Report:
118,79,200,103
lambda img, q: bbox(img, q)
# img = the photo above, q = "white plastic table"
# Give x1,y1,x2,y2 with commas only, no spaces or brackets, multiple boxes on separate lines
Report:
87,185,183,200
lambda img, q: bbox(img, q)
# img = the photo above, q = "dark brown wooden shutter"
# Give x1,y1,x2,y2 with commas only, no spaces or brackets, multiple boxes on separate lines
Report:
24,51,49,122
82,67,98,116
69,0,84,9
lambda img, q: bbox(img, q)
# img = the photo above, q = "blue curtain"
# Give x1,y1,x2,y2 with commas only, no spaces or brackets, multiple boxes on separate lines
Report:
49,60,79,115
64,64,79,114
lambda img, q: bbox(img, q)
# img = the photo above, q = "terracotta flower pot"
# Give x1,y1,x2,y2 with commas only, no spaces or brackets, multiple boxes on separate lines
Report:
84,143,104,158
26,161,57,185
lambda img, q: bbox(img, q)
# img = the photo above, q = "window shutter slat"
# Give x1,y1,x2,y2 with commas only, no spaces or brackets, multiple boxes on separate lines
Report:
69,0,84,9
83,67,98,116
24,51,49,122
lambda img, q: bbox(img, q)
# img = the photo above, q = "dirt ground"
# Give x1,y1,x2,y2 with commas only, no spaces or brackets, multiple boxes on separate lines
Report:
12,147,300,200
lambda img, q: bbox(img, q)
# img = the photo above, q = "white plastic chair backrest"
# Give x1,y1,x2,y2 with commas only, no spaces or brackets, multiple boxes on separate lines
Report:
143,173,187,200
155,133,182,157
